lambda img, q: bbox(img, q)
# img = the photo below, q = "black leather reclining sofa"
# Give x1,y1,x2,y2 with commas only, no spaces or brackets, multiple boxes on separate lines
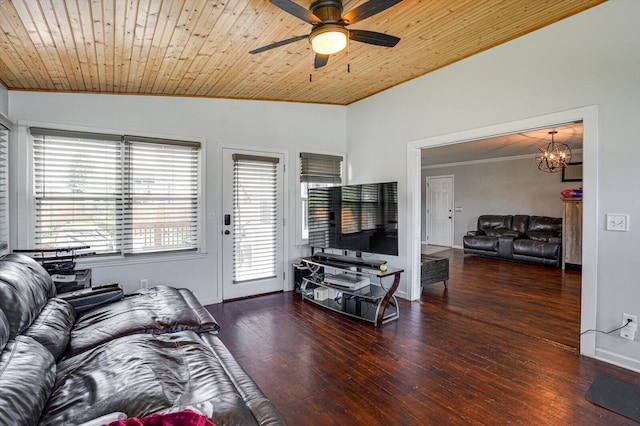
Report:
463,214,562,267
0,254,286,426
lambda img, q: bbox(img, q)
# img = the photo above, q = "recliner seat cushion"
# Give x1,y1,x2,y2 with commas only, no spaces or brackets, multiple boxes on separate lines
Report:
68,286,220,356
463,235,498,251
0,335,56,426
0,254,55,338
513,239,560,260
40,331,285,426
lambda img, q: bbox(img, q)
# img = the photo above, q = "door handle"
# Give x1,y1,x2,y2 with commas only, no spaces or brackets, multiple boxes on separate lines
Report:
224,214,231,226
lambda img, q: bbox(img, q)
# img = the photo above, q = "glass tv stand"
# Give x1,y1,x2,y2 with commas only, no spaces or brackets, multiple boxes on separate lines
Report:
300,255,403,327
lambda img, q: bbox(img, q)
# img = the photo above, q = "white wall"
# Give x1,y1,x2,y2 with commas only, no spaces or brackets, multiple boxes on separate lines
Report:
0,84,8,117
8,92,347,304
347,0,640,370
422,155,583,246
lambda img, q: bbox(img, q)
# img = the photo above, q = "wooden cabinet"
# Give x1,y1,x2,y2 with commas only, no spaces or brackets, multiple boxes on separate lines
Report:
562,199,583,268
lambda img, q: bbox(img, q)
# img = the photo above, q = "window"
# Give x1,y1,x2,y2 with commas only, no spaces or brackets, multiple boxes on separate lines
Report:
0,118,10,254
232,154,279,282
299,152,343,241
31,128,200,257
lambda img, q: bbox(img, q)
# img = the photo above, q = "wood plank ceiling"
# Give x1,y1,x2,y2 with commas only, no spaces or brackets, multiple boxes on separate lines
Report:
0,0,605,105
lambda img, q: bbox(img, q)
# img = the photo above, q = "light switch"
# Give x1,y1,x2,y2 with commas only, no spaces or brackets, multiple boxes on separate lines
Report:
606,214,630,231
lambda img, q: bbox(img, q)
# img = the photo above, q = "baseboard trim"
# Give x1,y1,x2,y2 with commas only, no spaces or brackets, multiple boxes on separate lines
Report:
594,348,640,374
199,296,221,306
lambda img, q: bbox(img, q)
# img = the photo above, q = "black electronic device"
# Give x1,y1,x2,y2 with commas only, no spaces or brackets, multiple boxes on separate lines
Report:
308,181,398,256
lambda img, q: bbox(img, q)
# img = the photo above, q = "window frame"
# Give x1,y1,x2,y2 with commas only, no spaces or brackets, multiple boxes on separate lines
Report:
15,122,206,266
0,114,12,256
296,150,345,245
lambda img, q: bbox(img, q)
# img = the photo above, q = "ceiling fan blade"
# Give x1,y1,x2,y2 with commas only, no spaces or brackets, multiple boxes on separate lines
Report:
349,30,400,48
249,35,308,54
270,0,322,24
314,54,329,69
341,0,402,25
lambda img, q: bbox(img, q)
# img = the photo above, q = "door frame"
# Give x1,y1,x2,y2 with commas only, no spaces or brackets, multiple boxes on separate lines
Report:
407,106,598,357
425,175,454,247
217,144,289,301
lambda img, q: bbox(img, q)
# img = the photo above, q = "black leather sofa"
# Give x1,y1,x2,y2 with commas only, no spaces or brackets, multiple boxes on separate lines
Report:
0,254,286,426
463,214,563,267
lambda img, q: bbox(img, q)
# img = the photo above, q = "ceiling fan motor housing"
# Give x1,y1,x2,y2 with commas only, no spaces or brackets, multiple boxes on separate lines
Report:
310,0,343,23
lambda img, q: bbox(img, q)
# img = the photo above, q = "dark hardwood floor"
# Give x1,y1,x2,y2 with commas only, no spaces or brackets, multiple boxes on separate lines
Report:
206,250,640,425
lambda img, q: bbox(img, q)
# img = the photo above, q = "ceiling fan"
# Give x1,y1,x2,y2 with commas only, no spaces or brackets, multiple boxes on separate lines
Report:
249,0,402,69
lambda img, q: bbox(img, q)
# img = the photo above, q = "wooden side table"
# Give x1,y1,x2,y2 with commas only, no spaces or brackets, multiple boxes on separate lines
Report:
421,255,449,290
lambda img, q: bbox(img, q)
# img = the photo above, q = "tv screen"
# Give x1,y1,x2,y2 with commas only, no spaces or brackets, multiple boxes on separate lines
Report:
308,181,398,256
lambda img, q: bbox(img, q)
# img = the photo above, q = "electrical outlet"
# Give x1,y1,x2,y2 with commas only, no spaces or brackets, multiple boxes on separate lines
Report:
621,313,637,340
140,279,149,289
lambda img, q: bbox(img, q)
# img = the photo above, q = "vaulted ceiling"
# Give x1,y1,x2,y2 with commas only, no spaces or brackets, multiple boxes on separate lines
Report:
0,0,605,105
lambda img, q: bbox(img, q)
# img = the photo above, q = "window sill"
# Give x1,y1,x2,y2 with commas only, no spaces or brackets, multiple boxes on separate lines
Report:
76,250,208,269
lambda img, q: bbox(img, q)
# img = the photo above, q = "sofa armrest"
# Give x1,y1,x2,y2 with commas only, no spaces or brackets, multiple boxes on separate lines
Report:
549,237,562,245
467,230,485,236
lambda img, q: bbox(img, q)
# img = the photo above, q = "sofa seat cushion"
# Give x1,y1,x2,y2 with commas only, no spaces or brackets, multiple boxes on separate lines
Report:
40,331,285,426
0,254,55,339
463,235,498,252
22,298,75,361
0,335,56,426
513,239,560,260
68,286,220,356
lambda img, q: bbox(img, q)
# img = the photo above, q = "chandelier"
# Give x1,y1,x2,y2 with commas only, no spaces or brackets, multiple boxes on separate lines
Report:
535,131,572,173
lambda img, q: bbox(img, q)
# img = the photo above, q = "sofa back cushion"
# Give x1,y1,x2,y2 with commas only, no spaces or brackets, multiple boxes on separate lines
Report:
526,216,562,241
0,254,55,338
477,215,514,237
0,310,8,351
0,335,56,426
512,215,530,235
23,298,76,361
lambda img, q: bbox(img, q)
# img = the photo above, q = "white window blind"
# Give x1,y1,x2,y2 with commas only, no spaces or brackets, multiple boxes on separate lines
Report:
300,152,343,240
233,154,279,283
0,123,9,253
124,136,199,254
31,128,200,256
300,152,342,184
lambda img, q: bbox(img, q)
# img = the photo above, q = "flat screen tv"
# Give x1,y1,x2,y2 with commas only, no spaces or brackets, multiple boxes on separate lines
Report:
308,181,398,256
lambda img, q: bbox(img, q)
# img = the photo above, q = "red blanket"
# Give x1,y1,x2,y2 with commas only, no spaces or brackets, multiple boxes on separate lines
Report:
108,410,215,426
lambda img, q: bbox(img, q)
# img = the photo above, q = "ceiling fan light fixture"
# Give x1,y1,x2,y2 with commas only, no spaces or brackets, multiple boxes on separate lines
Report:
310,25,348,55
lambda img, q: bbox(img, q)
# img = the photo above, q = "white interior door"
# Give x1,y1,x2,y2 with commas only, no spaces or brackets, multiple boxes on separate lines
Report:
222,148,284,300
426,175,454,247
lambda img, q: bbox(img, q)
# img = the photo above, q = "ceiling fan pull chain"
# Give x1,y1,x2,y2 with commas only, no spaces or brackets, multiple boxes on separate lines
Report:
347,34,351,73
